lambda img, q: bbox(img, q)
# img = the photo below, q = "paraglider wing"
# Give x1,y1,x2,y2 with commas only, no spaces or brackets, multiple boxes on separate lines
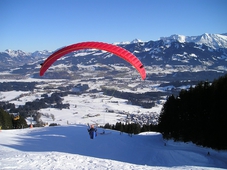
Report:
40,42,146,80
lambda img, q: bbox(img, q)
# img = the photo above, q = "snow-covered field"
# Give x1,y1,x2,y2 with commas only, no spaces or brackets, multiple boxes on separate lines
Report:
0,78,164,126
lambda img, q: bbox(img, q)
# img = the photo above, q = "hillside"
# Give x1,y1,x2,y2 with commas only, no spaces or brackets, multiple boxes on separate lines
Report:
0,125,227,169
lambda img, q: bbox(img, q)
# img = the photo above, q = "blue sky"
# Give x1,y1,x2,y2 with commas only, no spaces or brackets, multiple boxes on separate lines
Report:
1,0,226,52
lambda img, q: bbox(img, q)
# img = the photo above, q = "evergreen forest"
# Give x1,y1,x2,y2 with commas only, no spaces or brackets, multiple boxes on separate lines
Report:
0,107,27,129
158,74,227,150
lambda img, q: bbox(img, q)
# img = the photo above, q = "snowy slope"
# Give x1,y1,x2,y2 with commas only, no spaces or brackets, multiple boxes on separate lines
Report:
0,125,227,170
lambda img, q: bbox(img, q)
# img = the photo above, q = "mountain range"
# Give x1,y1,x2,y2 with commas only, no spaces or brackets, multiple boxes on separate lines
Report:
0,33,227,82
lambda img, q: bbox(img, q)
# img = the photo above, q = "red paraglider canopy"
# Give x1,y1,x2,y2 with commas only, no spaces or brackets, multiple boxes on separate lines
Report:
40,41,146,80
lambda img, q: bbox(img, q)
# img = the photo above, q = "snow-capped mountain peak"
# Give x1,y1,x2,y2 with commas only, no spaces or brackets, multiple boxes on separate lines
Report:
5,49,29,57
3,49,52,58
161,34,187,43
160,33,227,49
114,39,143,45
130,38,143,44
196,33,227,49
32,50,52,57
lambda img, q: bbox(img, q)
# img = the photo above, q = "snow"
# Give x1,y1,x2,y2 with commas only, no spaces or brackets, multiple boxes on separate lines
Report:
160,33,227,49
0,91,30,102
0,125,227,170
113,38,144,45
0,79,227,169
31,92,162,126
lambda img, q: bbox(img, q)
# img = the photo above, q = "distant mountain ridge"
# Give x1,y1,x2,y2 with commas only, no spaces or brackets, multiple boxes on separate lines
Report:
114,33,227,49
0,33,227,81
2,33,227,54
160,33,227,49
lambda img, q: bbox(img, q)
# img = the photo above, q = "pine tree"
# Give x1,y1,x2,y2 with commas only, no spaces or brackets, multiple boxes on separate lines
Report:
0,107,13,129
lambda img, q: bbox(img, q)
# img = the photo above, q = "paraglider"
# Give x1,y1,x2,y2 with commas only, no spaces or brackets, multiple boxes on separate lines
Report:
39,41,146,80
87,124,97,139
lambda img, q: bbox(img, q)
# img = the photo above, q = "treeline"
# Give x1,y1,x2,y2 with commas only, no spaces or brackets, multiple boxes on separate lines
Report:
104,122,158,135
101,87,160,108
0,107,27,129
158,74,227,150
0,82,37,91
